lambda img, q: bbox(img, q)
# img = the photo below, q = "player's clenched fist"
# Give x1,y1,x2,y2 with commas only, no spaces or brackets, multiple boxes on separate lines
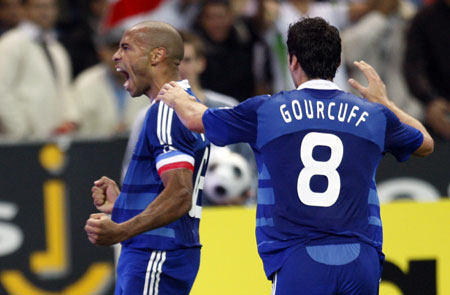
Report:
85,213,128,246
91,176,120,214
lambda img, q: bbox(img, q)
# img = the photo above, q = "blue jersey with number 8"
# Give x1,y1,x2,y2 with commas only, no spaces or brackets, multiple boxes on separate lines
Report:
202,80,423,279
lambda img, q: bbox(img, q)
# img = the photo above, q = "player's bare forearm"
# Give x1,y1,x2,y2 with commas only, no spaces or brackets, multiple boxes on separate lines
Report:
157,81,207,133
176,99,207,133
119,169,193,239
349,60,434,157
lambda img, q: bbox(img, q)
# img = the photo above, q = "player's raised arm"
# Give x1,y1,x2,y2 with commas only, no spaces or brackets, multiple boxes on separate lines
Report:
157,81,207,133
349,60,434,157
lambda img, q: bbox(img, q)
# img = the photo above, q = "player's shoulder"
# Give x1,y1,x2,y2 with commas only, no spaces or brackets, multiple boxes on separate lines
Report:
228,94,272,115
148,101,186,128
342,92,399,124
204,89,239,108
149,100,169,116
246,93,273,105
338,90,387,111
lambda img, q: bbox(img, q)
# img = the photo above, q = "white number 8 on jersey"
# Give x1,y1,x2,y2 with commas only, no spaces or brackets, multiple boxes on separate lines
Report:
297,132,343,207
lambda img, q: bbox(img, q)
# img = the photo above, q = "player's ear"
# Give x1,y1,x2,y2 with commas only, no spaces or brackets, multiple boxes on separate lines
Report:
150,47,167,65
289,54,299,72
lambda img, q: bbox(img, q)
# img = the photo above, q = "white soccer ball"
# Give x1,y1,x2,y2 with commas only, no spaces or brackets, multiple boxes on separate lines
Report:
204,147,252,205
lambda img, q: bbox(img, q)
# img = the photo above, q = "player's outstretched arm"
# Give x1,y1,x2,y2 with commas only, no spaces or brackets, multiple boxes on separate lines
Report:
349,60,434,157
91,176,120,214
85,169,193,246
156,81,208,133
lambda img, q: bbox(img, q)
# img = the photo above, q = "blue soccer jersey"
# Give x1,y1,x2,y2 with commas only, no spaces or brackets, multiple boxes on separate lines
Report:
112,80,210,251
202,80,423,279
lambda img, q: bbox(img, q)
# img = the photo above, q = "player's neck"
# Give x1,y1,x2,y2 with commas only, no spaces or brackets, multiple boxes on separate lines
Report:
147,70,181,101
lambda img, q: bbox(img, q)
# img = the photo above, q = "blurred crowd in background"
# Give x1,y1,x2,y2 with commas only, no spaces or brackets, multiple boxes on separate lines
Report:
0,0,449,204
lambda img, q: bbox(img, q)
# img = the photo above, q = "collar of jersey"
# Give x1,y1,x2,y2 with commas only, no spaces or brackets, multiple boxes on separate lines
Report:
153,80,191,106
177,79,191,91
297,79,341,91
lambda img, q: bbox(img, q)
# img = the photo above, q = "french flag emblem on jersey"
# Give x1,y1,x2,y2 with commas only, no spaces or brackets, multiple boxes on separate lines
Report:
156,150,195,176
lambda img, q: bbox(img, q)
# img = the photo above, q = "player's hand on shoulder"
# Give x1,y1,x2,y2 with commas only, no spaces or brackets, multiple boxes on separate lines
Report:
156,81,195,108
91,176,120,214
348,61,391,107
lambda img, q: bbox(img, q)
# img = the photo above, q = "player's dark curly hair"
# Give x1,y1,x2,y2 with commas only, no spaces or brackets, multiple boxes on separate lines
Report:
287,17,341,80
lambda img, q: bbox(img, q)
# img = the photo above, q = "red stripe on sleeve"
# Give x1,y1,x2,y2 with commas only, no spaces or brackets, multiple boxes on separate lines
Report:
158,162,194,175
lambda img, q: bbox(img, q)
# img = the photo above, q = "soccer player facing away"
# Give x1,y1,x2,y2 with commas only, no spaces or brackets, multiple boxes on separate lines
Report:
156,18,434,294
84,21,210,295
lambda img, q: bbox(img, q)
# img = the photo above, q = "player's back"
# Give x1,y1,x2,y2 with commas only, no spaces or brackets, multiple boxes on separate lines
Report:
202,79,422,278
255,83,391,250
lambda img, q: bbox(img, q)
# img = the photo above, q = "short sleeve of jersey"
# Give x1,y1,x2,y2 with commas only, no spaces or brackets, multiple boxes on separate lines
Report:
147,102,196,175
382,106,423,162
202,95,267,146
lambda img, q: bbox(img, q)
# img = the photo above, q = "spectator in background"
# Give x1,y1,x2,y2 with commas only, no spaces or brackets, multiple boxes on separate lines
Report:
58,0,108,78
0,0,21,36
403,0,450,140
102,0,201,32
179,30,239,108
71,28,149,138
256,0,376,93
342,0,423,120
0,0,77,140
179,30,257,205
194,0,272,101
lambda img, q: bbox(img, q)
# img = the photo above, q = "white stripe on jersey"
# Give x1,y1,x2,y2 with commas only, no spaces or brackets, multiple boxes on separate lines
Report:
189,145,209,218
271,272,277,295
143,251,157,295
166,107,174,145
148,251,166,295
154,251,166,295
156,154,195,171
157,103,164,145
161,104,168,144
148,251,161,295
157,103,175,148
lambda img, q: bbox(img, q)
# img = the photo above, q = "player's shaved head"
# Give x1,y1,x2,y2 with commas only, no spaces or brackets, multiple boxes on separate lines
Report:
127,21,184,66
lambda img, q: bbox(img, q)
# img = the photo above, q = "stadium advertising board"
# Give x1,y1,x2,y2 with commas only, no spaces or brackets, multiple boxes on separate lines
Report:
193,202,450,295
0,139,126,295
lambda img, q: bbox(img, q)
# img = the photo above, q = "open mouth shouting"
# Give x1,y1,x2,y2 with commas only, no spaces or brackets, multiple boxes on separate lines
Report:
116,66,131,90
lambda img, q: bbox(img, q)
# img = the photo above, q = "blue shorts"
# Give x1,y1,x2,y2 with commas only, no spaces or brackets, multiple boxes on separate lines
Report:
272,243,382,295
115,246,200,295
